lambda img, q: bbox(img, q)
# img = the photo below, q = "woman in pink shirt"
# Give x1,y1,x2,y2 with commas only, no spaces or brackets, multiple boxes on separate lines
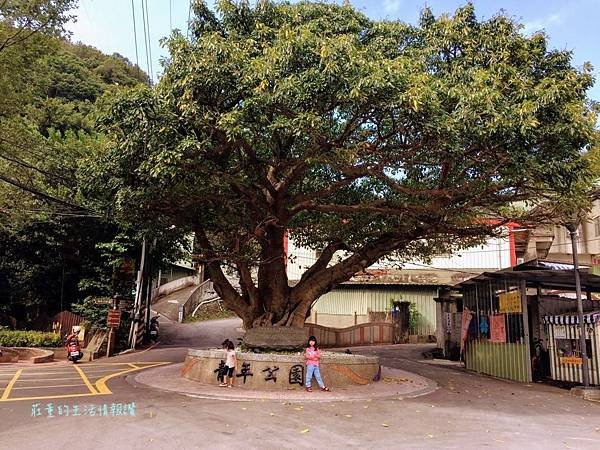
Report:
305,335,330,392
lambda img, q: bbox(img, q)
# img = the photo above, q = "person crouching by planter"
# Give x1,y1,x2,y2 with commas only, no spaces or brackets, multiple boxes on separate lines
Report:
305,335,330,392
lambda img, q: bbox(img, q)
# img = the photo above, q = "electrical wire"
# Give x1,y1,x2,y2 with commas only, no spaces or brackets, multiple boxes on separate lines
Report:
0,207,102,218
131,0,140,76
187,0,192,38
143,0,154,83
140,0,152,84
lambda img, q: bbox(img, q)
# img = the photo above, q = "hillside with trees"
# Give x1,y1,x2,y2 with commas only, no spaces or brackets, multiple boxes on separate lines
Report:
0,1,167,328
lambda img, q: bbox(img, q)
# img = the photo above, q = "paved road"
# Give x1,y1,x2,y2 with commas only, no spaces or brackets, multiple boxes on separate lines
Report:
0,320,599,450
152,285,198,321
0,362,169,403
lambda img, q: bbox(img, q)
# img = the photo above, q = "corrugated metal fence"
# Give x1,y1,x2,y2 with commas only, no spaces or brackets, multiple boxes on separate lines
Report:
313,286,438,336
462,280,531,383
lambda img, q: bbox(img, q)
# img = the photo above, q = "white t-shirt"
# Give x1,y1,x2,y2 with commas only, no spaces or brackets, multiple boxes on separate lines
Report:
225,350,236,368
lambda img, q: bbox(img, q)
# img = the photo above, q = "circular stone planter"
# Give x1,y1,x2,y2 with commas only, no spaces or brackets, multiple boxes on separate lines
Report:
0,347,54,364
182,349,380,390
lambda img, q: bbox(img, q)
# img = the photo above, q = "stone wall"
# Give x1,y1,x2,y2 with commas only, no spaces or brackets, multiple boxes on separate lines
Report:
0,347,19,363
182,349,380,390
0,347,54,363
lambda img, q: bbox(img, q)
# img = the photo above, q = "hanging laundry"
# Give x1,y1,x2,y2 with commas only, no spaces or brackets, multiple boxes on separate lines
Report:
460,307,473,354
480,315,489,337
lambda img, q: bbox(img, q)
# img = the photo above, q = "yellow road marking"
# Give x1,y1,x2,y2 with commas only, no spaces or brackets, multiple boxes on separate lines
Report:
95,362,169,394
78,362,140,366
0,362,170,402
0,369,22,400
15,376,84,382
7,371,86,376
0,392,104,402
73,365,99,395
12,384,89,390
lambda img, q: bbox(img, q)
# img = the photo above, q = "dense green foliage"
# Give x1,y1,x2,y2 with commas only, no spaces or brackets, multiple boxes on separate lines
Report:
89,1,596,329
71,296,110,330
0,1,160,328
0,329,62,347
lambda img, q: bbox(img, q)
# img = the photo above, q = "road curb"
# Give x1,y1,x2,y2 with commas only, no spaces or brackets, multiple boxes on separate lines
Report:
128,362,438,403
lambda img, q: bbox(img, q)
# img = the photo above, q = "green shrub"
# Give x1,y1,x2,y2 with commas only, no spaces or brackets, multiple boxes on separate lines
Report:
183,300,236,323
0,330,62,347
408,302,422,334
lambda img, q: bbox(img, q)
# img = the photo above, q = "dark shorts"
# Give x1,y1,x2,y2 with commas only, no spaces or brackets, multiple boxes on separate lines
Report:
226,366,234,377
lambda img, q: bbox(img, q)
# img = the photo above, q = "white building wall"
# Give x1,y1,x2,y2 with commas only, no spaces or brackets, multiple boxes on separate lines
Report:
286,238,317,281
287,234,512,281
401,235,511,271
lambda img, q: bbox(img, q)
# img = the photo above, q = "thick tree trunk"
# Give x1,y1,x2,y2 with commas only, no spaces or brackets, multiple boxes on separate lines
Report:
254,223,291,326
198,225,417,331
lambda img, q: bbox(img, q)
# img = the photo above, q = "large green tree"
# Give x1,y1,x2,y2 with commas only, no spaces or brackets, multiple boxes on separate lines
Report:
90,1,597,329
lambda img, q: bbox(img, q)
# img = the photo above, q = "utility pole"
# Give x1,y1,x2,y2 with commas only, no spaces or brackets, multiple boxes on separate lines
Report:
129,237,147,349
144,238,157,341
568,226,590,387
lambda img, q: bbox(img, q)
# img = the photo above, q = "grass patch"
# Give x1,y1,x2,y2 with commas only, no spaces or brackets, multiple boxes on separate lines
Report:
184,300,237,323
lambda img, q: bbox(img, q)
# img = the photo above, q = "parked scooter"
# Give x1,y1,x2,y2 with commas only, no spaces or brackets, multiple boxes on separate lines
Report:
66,326,83,363
149,315,160,342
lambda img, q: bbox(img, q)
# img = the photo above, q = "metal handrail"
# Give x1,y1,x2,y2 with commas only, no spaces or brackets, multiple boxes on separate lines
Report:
178,280,213,322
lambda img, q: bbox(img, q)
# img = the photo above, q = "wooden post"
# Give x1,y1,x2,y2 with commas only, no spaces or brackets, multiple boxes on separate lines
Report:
107,296,120,357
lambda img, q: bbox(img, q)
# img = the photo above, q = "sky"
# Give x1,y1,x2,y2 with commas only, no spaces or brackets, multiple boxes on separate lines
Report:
66,0,600,102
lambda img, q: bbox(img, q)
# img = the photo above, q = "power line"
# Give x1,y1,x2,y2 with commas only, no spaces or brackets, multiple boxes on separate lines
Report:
187,0,192,38
130,0,140,76
0,208,102,218
143,0,154,83
140,0,152,84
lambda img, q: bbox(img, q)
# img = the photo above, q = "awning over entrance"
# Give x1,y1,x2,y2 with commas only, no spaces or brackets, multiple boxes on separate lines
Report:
455,259,600,292
543,311,600,325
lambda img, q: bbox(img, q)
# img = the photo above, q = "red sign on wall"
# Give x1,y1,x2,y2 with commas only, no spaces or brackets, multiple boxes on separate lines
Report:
107,309,121,328
490,314,506,343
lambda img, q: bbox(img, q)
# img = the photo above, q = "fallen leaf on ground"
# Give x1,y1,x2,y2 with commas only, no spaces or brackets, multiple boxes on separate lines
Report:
427,434,434,438
300,429,309,434
345,414,352,418
269,413,275,416
382,423,389,427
